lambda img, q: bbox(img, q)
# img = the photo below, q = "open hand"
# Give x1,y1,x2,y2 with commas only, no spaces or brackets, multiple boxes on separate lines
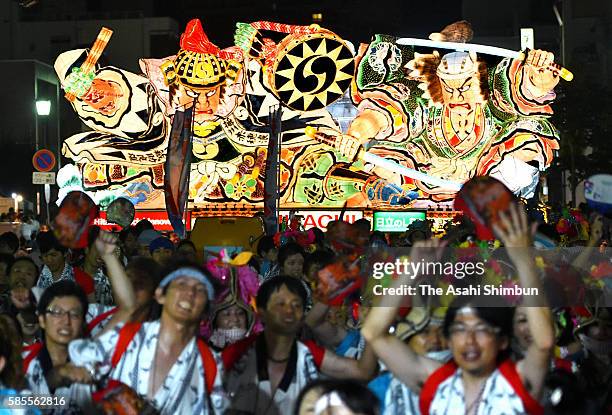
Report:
493,204,537,266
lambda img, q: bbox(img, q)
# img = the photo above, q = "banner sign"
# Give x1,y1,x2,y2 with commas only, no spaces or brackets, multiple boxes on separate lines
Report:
94,210,192,232
279,210,364,231
372,211,426,232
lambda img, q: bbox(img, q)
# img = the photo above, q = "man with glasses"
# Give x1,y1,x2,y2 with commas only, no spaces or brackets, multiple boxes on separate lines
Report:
23,280,95,414
362,204,554,414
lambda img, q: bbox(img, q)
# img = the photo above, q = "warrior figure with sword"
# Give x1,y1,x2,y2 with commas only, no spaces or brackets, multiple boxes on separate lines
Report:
329,21,566,204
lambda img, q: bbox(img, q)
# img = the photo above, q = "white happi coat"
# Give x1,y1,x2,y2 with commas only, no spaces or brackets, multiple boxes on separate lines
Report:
386,374,421,415
224,335,325,415
22,345,94,414
424,361,541,415
85,303,116,337
69,320,228,415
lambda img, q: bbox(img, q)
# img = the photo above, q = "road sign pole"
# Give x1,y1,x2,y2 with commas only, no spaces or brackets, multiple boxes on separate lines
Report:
44,184,51,224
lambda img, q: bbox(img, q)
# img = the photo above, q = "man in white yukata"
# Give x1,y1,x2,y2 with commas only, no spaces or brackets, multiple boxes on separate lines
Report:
223,276,379,415
23,281,96,414
362,204,554,415
69,262,227,414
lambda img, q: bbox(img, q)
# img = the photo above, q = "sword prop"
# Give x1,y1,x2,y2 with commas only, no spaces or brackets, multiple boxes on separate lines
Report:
64,27,113,102
304,126,462,191
396,37,573,82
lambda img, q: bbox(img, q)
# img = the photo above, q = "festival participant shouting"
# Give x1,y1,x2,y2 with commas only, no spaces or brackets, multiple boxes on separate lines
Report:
361,204,554,415
224,276,378,415
68,261,226,414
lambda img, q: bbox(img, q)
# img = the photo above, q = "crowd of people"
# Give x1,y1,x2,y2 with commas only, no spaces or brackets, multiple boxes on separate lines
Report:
0,202,610,415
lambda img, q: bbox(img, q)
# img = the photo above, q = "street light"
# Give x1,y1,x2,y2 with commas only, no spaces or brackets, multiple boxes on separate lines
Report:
11,193,22,215
36,100,51,116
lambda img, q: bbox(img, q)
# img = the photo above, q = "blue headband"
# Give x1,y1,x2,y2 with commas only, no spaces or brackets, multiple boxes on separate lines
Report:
159,267,215,299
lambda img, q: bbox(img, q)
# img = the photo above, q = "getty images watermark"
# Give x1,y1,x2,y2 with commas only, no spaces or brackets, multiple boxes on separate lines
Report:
371,257,539,298
363,247,612,307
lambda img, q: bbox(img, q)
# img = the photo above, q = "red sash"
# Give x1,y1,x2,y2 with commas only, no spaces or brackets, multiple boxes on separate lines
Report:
86,307,118,334
22,342,43,373
419,359,544,415
110,322,217,392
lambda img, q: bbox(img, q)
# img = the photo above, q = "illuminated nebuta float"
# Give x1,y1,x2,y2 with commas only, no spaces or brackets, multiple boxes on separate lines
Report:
330,20,567,207
54,19,568,229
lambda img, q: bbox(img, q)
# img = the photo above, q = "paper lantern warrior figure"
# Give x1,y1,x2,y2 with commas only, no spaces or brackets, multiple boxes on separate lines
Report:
331,21,563,203
55,20,250,236
55,18,423,225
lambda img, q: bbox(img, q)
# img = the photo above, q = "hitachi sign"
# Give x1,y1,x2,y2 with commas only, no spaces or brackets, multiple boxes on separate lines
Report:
278,210,364,231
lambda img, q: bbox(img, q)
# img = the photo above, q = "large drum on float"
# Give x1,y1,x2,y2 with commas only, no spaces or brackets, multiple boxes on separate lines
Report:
270,29,354,112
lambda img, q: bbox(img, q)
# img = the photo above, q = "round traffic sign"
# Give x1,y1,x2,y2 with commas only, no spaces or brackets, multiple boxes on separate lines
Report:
32,149,56,172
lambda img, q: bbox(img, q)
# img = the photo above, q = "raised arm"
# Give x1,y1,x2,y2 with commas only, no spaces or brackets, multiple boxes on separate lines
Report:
94,231,136,336
360,239,444,391
304,301,347,349
493,204,554,399
572,213,604,271
319,340,378,381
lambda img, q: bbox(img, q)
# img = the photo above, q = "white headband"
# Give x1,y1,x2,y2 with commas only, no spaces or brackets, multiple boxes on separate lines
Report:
159,267,215,300
314,391,345,415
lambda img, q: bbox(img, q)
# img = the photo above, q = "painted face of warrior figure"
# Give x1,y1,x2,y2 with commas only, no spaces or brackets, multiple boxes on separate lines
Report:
82,78,124,116
437,52,478,111
436,52,481,142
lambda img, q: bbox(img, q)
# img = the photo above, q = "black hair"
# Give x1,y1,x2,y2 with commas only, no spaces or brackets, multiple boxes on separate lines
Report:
126,256,163,291
353,218,372,233
443,296,514,362
37,280,89,321
125,256,163,322
294,379,379,415
257,235,276,257
0,232,19,254
86,225,101,249
37,231,68,255
7,257,39,280
134,219,154,235
310,227,325,245
0,253,14,271
0,314,26,390
256,275,308,311
119,226,139,243
277,242,305,268
304,249,335,273
177,240,196,251
442,296,514,339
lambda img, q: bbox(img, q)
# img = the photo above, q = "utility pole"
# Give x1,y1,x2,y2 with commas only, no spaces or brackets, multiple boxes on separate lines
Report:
553,0,568,205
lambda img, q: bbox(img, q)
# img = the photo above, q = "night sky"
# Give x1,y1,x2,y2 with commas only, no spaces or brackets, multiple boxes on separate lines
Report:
18,0,465,48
